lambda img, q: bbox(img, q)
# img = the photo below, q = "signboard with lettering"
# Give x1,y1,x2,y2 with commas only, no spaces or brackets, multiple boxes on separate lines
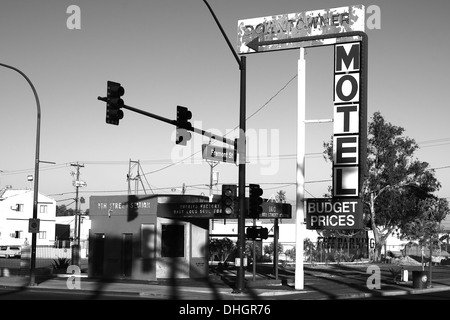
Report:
317,235,374,250
158,201,292,219
202,144,236,164
333,41,365,198
237,5,365,54
305,198,363,229
89,195,292,220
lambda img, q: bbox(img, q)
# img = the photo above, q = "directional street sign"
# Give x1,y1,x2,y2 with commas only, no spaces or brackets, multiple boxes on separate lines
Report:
202,144,236,164
237,5,365,54
73,180,87,187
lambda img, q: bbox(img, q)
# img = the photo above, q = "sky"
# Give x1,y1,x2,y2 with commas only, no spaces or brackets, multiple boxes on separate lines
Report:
0,0,449,215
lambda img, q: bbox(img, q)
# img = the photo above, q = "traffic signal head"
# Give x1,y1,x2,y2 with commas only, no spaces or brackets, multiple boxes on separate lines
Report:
246,226,269,240
176,128,191,146
260,227,269,240
176,106,192,145
246,226,258,240
249,184,263,219
106,81,125,125
221,184,238,216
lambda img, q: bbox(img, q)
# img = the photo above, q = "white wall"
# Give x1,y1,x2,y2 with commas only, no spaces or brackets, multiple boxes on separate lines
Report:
0,189,56,246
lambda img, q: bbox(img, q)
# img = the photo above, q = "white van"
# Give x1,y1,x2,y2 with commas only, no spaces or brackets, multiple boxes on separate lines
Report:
0,245,22,258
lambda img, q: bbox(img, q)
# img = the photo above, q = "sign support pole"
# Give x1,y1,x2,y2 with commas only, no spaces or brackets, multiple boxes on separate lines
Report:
295,47,306,290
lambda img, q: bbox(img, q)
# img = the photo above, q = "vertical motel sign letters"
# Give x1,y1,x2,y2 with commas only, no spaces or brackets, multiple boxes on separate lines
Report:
308,40,366,230
237,5,367,230
308,38,367,230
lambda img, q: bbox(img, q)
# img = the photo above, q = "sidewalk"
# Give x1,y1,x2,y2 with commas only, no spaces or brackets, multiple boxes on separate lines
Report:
1,263,450,300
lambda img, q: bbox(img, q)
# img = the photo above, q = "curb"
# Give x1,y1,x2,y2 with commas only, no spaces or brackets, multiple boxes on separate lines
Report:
329,284,450,300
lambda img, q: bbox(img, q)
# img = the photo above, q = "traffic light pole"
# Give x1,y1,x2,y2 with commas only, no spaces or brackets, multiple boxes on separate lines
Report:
202,0,247,294
236,56,246,294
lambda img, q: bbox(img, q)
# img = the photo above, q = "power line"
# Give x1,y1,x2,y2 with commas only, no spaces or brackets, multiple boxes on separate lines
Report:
246,74,297,121
140,74,299,177
433,165,450,170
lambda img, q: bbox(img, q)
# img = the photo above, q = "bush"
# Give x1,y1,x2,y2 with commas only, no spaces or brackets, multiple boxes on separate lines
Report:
52,257,71,270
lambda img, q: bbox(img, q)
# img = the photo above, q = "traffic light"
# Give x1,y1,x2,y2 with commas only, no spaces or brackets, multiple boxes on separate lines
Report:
221,184,238,216
106,81,125,125
249,184,263,219
246,226,258,240
260,227,269,240
176,105,192,145
246,226,269,240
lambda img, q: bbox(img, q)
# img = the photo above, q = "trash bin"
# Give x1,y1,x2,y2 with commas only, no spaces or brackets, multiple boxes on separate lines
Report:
412,271,428,289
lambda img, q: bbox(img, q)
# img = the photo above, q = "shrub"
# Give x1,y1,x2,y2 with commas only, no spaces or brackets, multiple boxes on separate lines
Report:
52,257,71,270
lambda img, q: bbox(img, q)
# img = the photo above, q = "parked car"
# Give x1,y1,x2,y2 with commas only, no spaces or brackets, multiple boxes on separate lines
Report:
0,245,22,258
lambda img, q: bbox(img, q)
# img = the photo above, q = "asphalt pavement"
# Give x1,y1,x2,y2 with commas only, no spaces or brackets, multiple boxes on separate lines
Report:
1,262,450,301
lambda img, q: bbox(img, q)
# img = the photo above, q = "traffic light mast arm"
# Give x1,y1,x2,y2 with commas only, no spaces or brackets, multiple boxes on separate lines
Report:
191,127,235,147
97,97,235,146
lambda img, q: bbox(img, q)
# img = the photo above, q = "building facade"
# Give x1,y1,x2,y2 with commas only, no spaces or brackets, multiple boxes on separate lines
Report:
0,188,56,246
88,194,210,281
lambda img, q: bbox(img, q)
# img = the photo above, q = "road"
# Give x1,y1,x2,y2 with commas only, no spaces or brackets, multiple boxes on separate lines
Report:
0,286,150,300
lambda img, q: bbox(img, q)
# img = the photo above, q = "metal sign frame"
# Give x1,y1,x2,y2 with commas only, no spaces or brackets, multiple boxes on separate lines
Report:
238,5,365,54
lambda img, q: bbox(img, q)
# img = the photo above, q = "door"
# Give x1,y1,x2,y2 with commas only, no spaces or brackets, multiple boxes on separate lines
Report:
92,233,105,277
121,233,133,277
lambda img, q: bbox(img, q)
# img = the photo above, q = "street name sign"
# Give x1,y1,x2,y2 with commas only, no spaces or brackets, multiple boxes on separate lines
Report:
237,5,365,54
202,144,236,164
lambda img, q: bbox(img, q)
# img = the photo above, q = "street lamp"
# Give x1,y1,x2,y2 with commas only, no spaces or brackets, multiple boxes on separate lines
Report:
0,63,41,286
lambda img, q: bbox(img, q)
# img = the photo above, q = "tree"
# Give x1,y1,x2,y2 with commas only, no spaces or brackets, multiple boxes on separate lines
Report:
208,238,236,263
244,240,263,262
324,111,443,261
275,190,286,203
263,241,283,260
56,204,76,216
401,198,449,268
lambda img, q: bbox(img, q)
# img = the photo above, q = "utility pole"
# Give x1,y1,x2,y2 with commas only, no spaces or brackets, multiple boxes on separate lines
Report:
128,159,148,195
70,162,84,267
207,160,219,200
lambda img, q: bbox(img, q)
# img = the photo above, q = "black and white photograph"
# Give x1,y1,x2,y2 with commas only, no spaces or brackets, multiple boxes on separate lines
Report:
0,0,449,314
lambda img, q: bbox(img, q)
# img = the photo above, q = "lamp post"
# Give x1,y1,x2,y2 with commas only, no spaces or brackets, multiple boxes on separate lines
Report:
0,63,41,286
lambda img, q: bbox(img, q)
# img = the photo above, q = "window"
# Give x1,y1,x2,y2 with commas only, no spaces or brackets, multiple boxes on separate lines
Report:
39,205,48,213
38,231,47,239
161,224,184,258
13,231,23,239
